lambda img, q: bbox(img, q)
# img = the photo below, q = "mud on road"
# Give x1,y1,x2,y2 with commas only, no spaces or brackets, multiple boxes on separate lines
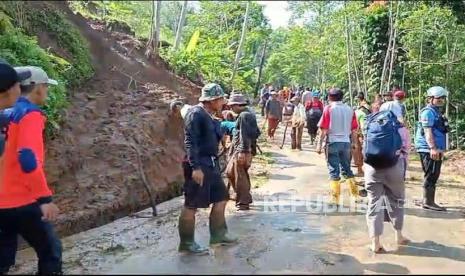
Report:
12,119,465,275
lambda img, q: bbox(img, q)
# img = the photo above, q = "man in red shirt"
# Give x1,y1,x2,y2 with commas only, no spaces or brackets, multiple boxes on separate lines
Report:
0,66,62,275
316,88,360,205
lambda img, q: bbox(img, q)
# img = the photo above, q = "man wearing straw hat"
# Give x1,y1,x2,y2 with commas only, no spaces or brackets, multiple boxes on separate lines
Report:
226,94,260,211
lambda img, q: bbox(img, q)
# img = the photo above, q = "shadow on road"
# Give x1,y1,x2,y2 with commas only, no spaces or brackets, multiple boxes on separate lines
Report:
316,252,410,274
269,174,296,181
393,240,465,263
405,207,465,220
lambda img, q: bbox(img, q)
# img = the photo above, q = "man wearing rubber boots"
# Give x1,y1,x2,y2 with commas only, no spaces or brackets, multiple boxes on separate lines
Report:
415,86,449,212
179,83,237,255
316,88,359,205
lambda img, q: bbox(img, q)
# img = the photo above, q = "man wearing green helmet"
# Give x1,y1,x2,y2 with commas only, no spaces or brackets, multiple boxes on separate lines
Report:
178,83,237,255
415,86,449,212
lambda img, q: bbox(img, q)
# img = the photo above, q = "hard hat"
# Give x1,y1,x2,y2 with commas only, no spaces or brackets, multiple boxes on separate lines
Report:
426,86,448,98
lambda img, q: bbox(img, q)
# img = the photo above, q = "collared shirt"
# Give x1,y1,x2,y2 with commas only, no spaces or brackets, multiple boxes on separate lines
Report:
415,104,447,152
318,101,358,143
0,97,52,209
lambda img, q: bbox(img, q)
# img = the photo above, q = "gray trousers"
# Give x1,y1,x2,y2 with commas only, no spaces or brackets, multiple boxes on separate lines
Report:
364,159,406,238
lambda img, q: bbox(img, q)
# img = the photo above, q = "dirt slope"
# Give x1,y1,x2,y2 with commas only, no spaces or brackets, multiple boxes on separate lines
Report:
31,1,200,236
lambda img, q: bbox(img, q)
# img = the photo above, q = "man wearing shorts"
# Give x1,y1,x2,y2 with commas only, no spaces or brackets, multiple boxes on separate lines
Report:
178,83,237,255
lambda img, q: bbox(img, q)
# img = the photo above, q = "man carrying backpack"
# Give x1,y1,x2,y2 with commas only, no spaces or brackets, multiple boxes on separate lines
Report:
316,88,359,205
380,90,410,177
305,91,324,145
380,90,407,125
363,109,410,253
415,86,449,212
226,94,260,211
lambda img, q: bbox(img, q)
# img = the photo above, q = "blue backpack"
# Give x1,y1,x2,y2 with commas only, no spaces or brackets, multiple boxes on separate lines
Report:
363,110,402,169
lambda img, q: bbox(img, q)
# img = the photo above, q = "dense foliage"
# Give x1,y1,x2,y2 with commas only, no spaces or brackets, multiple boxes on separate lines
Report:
4,1,465,148
0,2,93,137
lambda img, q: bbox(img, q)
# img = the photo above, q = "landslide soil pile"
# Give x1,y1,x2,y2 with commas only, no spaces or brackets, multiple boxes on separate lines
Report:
32,1,200,236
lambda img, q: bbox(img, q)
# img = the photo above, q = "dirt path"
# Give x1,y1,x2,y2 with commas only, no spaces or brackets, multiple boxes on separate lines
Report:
12,118,465,274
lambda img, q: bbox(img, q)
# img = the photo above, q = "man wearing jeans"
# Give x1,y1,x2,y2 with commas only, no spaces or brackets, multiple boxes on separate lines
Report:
316,88,359,205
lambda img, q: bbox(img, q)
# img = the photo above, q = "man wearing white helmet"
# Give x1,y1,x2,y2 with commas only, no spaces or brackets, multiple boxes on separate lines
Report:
415,86,449,212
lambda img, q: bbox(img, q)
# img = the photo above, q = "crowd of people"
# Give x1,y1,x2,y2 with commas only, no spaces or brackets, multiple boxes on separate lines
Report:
258,82,450,253
0,57,452,267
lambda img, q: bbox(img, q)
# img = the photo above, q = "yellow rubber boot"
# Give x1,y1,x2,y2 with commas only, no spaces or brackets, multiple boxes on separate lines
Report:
347,178,359,199
329,180,341,205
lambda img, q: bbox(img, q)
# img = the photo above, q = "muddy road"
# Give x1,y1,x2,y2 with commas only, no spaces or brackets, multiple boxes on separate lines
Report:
12,120,465,274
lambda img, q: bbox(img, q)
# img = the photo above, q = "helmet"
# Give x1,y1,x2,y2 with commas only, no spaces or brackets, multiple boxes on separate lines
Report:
312,90,320,98
427,86,448,98
393,90,406,100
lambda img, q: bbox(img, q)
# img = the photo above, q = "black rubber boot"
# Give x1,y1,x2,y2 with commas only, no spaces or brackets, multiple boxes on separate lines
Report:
422,187,447,212
178,213,209,255
209,214,238,246
0,267,10,276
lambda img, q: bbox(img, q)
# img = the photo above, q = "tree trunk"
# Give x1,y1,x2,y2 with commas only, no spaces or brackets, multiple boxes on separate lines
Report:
344,14,353,107
417,18,424,120
348,27,361,94
146,0,162,57
154,0,161,55
230,1,250,86
174,0,188,51
254,40,268,98
380,1,394,94
387,1,400,91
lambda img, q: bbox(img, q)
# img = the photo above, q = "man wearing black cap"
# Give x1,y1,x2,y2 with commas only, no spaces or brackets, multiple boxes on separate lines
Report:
0,65,62,275
0,61,31,109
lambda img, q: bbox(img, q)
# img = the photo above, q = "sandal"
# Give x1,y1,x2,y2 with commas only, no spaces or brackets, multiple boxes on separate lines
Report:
369,246,387,254
397,238,411,246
